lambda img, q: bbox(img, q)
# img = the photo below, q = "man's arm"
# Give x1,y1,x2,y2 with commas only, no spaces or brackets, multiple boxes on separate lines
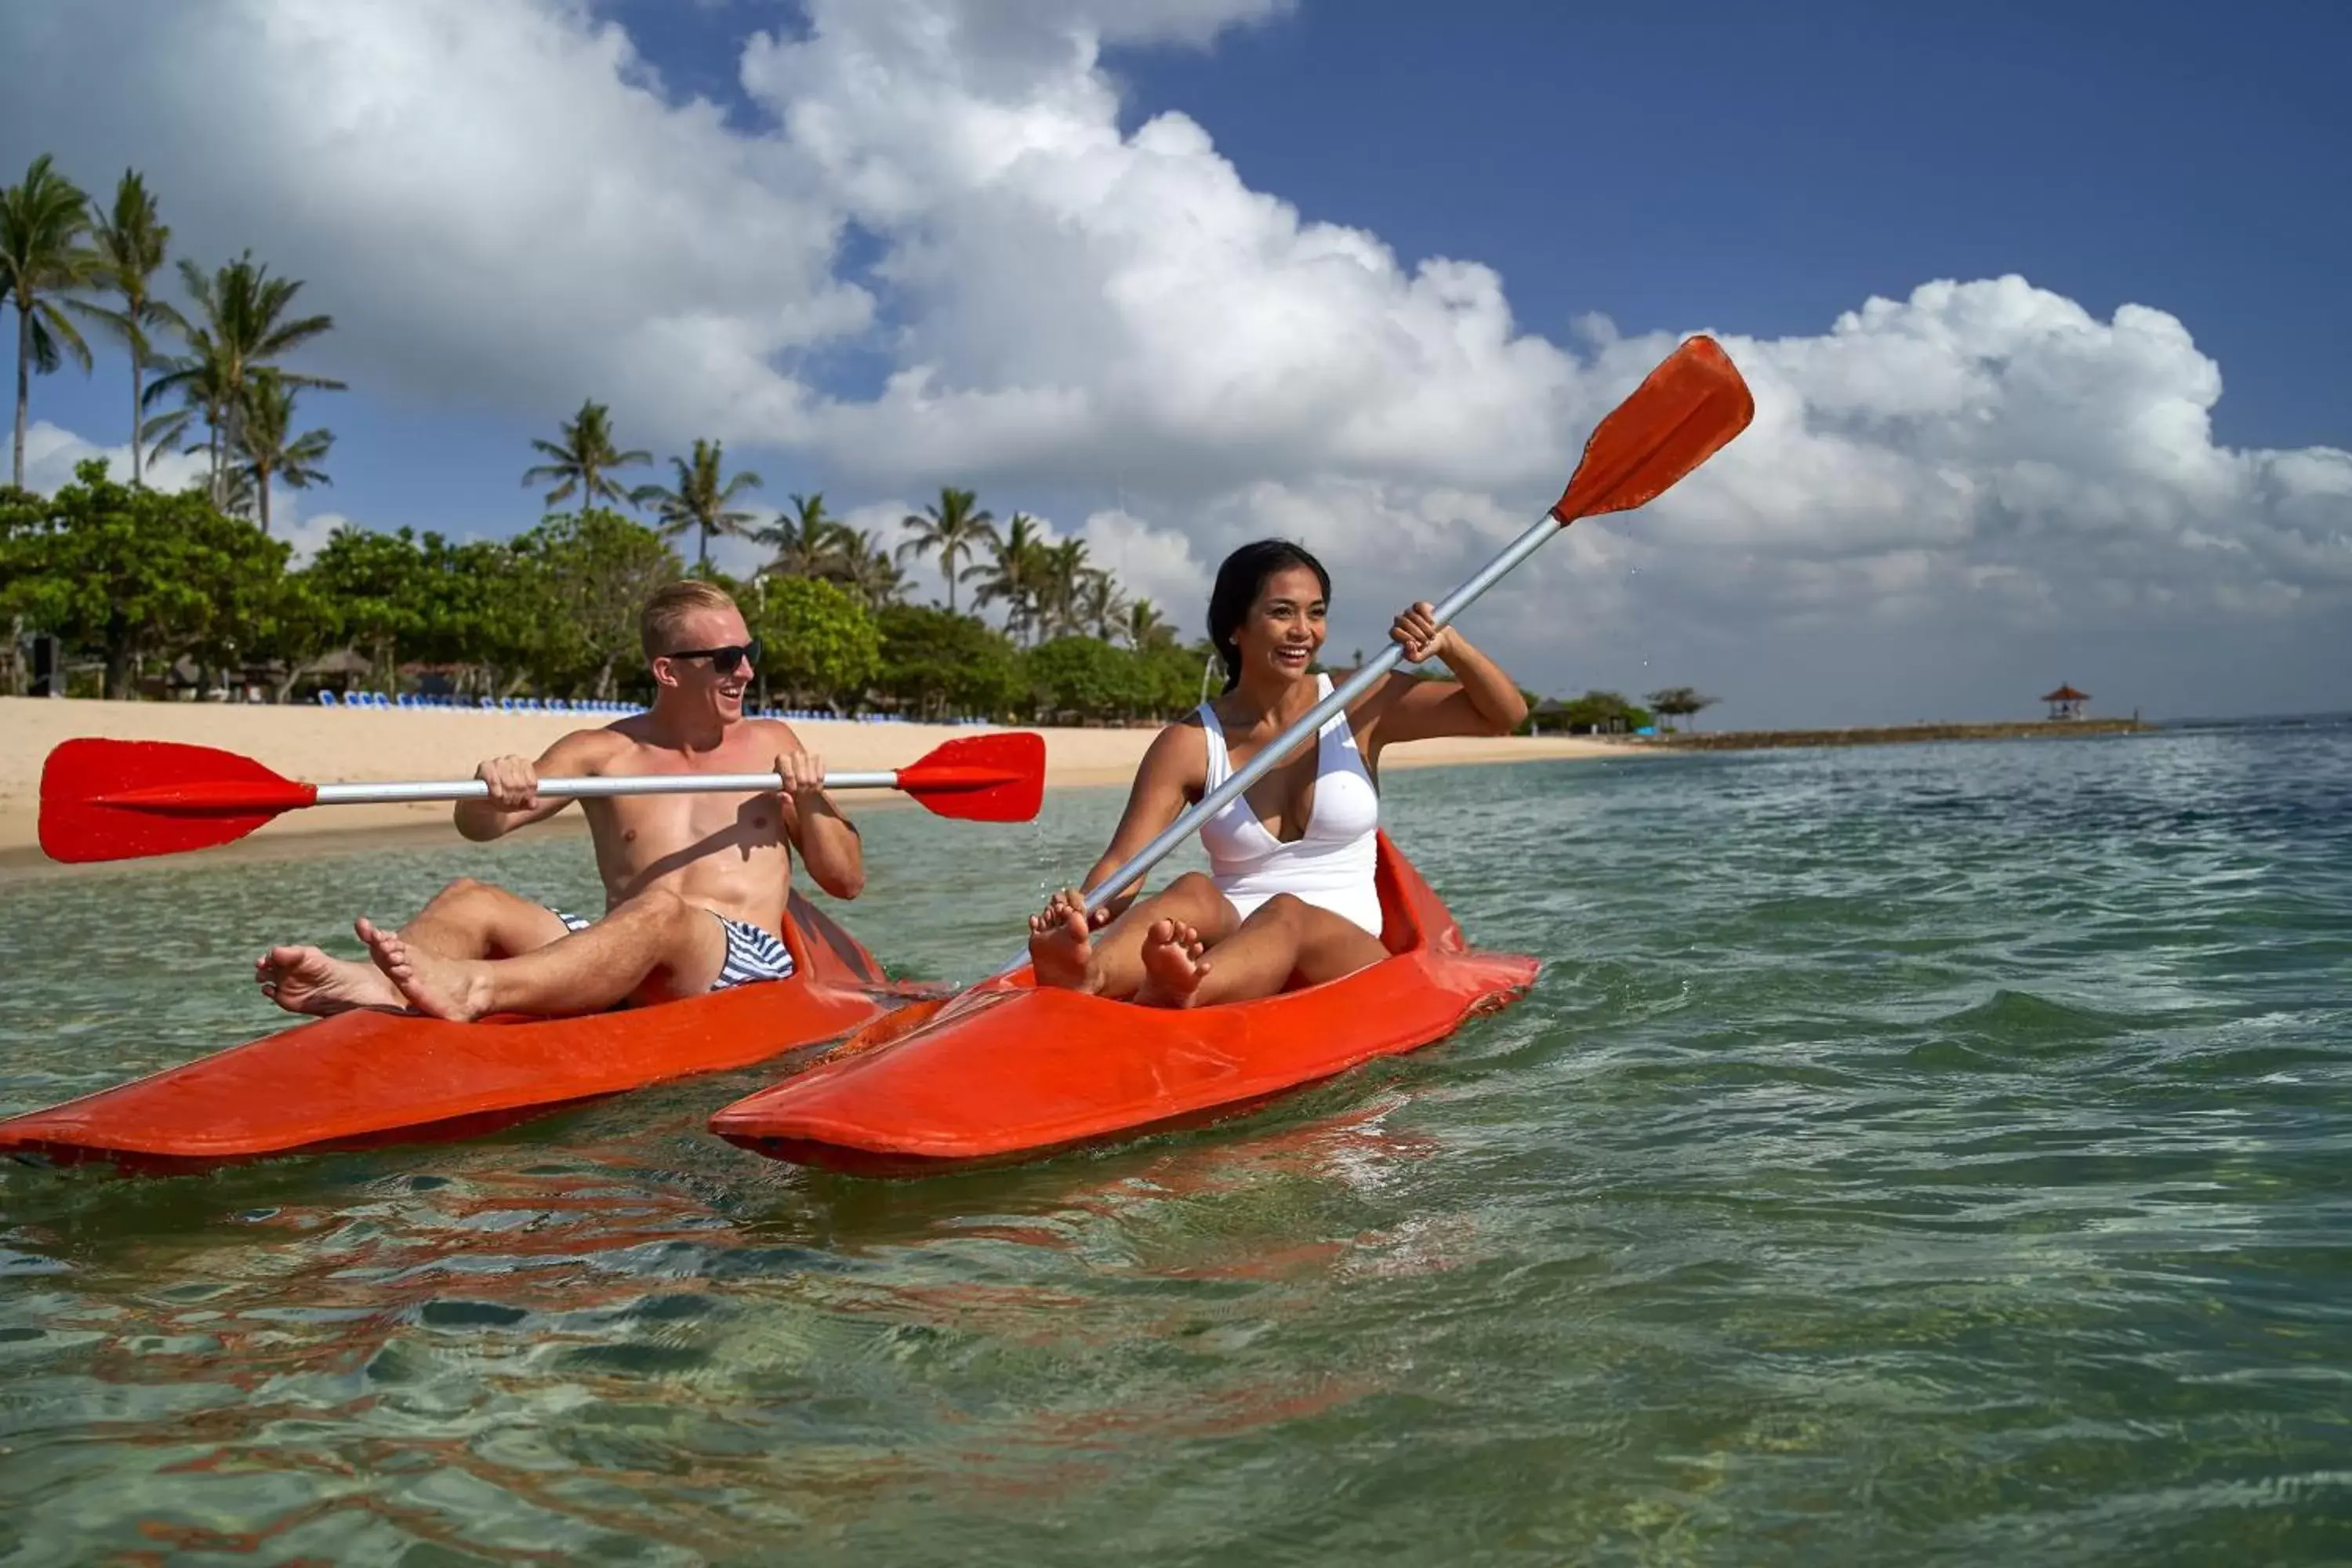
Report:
776,743,865,899
453,730,614,842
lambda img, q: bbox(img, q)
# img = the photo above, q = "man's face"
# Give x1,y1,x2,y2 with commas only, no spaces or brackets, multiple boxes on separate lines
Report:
655,605,757,718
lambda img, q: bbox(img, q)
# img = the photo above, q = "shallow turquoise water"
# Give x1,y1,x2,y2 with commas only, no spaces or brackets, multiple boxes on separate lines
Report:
3,729,2350,1563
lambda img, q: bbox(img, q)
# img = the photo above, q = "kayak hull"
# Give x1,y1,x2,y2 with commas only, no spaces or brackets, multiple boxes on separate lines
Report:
709,835,1538,1173
0,891,939,1171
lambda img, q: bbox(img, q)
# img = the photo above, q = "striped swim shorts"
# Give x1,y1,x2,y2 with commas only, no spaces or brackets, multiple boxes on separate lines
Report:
549,906,797,991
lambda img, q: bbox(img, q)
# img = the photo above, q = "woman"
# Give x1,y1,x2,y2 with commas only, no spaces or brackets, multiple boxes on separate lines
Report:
1028,539,1529,1008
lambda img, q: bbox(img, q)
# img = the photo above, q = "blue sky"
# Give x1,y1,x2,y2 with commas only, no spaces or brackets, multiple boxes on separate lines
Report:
5,0,2349,723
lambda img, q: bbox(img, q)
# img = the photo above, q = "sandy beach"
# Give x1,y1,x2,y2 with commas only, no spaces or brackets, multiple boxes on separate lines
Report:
1,697,1630,873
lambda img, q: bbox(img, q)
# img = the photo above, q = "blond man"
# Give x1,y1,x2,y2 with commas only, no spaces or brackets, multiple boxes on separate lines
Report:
256,581,864,1021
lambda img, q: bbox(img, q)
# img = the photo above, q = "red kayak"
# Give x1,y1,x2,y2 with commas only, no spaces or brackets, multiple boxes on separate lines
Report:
0,892,940,1172
708,835,1539,1174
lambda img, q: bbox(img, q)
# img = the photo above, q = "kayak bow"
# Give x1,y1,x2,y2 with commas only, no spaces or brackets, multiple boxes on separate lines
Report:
0,893,941,1171
707,836,1537,1174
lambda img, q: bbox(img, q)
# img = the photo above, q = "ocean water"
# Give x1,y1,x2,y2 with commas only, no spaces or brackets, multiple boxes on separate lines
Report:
2,726,2349,1564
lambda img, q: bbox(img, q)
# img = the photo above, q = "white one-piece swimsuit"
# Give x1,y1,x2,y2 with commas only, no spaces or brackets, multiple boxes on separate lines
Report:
1196,674,1385,938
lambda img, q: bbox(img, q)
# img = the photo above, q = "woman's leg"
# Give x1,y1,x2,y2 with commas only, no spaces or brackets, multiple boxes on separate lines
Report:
1029,871,1241,1000
1135,893,1387,1009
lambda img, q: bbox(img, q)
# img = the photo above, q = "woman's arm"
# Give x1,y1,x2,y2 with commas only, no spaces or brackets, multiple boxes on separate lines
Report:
1043,723,1205,924
1361,601,1529,755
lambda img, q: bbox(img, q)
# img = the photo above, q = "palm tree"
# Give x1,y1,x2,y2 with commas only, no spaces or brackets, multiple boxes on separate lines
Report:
521,397,649,510
1122,598,1175,651
1074,567,1127,641
897,485,998,614
144,251,343,508
757,492,850,578
72,169,183,485
831,528,908,608
971,514,1052,644
633,437,763,571
234,368,332,535
0,154,102,488
1035,537,1093,640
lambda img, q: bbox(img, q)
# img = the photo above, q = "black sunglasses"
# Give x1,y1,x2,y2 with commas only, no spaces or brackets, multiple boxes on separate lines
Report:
665,637,761,674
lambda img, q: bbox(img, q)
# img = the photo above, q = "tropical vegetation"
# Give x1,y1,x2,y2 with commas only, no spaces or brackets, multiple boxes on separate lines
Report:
0,151,1705,728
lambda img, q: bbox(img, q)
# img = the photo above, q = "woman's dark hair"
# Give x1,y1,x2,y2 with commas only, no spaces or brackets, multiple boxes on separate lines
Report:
1207,539,1331,693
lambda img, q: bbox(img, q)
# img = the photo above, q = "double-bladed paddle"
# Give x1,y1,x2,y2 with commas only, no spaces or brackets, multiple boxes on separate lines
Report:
978,333,1757,978
38,730,1047,865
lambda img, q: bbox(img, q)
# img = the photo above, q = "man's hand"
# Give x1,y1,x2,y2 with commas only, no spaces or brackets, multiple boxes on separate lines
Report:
777,750,829,800
475,754,540,810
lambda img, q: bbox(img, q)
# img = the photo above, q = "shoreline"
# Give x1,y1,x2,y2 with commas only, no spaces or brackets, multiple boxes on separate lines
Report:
1653,718,2149,751
0,697,1632,880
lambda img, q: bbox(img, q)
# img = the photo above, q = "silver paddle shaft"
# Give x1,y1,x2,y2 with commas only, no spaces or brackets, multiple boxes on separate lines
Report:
311,771,900,805
990,508,1562,978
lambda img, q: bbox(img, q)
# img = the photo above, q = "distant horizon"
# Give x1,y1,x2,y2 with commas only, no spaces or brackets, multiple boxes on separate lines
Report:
4,0,2346,728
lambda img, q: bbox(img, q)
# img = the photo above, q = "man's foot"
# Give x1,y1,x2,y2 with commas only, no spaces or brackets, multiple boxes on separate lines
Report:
1134,918,1211,1009
1027,897,1101,993
255,945,404,1017
358,916,497,1022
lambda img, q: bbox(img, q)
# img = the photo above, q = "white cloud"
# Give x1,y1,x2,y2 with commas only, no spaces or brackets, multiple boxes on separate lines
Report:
5,0,2348,722
20,421,210,499
20,420,343,565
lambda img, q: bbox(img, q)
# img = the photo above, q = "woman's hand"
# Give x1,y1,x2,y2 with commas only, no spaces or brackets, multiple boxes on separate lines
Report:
1389,601,1456,665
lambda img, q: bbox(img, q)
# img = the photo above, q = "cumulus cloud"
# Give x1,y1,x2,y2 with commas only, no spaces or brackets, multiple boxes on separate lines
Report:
20,421,343,566
4,0,2347,720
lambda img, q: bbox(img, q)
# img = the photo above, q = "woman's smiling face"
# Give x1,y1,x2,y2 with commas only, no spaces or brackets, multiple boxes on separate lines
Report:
1232,564,1328,688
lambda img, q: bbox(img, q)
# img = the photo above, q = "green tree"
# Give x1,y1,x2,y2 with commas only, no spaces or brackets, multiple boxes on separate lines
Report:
1025,633,1138,721
757,491,849,578
73,169,184,486
1,154,101,488
1073,565,1125,641
633,437,761,572
145,251,343,509
1132,639,1211,717
0,457,287,696
971,512,1051,644
522,397,650,510
748,574,880,709
299,524,427,693
829,526,906,608
233,368,332,535
1643,685,1718,731
1542,690,1653,735
875,603,1024,720
1122,597,1176,651
896,485,997,614
511,508,682,699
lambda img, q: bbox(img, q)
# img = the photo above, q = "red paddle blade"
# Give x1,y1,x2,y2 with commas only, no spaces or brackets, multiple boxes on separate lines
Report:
39,739,318,864
893,731,1047,822
1553,336,1755,524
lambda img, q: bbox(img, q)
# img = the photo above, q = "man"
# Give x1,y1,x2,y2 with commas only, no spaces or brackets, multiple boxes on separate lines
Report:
254,579,864,1022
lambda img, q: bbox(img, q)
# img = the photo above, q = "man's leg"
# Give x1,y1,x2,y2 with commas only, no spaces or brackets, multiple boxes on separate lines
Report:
256,877,574,1017
357,887,729,1022
1134,893,1387,1010
1029,871,1240,999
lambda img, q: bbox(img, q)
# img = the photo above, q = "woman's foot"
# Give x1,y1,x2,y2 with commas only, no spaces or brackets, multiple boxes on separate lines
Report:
358,916,497,1022
1027,894,1102,993
255,945,405,1017
1134,918,1212,1009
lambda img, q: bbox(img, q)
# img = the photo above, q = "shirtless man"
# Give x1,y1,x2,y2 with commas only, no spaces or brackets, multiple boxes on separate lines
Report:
253,579,864,1023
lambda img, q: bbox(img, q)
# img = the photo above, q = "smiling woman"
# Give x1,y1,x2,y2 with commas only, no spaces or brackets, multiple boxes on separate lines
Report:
1024,535,1528,1009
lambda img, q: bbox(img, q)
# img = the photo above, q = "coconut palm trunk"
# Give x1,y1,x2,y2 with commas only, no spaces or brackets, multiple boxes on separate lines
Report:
12,308,27,488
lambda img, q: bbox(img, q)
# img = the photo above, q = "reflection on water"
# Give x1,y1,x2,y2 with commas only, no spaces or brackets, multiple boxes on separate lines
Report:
5,735,2352,1563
